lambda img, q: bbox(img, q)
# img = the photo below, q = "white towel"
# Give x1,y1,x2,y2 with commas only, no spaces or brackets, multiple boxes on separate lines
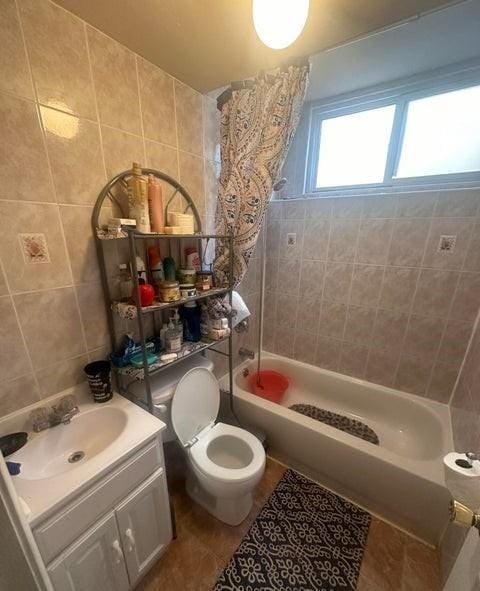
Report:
232,291,250,328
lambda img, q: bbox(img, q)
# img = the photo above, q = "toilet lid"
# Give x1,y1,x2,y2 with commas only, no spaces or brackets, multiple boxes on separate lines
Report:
171,367,220,446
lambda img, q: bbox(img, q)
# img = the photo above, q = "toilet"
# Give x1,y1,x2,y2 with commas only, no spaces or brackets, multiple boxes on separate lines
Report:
171,367,266,525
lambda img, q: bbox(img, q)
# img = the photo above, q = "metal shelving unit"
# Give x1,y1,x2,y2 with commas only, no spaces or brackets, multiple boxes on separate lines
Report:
91,167,235,416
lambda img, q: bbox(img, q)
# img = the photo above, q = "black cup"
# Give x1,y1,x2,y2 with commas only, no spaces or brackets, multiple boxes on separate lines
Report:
84,360,113,403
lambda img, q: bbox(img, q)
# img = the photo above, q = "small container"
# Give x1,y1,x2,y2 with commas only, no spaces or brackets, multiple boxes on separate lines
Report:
196,271,213,290
165,320,182,353
182,301,201,342
163,257,176,281
185,247,201,271
178,268,196,285
84,360,113,403
158,280,180,303
179,284,197,298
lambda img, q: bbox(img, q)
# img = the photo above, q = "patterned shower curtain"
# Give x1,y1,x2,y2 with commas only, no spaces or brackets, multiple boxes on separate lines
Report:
214,61,309,287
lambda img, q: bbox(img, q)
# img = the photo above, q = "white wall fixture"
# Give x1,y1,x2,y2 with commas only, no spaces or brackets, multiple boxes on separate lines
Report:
253,0,309,49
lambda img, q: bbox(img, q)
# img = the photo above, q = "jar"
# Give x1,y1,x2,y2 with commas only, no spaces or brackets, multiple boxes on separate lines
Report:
196,271,213,291
178,268,196,285
179,284,197,298
158,280,180,303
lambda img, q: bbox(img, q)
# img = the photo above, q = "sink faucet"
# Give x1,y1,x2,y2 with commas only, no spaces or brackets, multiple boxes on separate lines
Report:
238,347,255,361
30,395,79,433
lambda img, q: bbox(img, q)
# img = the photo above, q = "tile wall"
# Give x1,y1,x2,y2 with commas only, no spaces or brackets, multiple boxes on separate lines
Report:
262,190,480,403
0,0,220,416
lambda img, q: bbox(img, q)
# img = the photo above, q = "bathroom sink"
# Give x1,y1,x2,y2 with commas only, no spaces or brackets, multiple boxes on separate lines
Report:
13,407,128,481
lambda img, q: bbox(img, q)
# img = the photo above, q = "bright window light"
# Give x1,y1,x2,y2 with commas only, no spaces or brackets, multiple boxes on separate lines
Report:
396,85,480,178
316,105,396,188
253,0,309,50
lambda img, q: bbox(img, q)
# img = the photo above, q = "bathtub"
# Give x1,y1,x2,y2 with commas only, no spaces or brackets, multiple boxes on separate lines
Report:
221,352,453,545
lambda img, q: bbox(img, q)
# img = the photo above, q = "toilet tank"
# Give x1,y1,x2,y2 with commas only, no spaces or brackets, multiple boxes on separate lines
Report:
129,354,214,442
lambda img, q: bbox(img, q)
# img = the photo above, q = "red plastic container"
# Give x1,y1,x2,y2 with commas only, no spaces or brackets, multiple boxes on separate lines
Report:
248,370,289,403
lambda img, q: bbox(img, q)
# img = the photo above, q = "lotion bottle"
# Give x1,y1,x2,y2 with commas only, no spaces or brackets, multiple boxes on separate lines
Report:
127,162,150,233
147,175,164,233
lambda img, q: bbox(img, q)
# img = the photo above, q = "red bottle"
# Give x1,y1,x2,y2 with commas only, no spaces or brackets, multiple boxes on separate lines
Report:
131,278,155,307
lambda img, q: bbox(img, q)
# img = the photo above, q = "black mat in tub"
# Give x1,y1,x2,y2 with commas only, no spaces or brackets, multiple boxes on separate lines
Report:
213,469,371,591
289,403,380,445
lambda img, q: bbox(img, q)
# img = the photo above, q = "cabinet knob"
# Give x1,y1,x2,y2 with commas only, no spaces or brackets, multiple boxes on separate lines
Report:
112,539,123,564
125,528,136,552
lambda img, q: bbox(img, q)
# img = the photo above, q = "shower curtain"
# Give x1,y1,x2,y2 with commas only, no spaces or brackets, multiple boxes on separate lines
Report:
214,61,309,287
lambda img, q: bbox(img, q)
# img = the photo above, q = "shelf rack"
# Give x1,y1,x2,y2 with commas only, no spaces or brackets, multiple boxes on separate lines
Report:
91,167,234,415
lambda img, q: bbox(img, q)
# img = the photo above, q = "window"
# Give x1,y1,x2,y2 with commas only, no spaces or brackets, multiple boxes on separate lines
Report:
307,71,480,192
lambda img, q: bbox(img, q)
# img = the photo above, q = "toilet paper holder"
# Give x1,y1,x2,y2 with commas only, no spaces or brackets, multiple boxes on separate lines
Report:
450,500,480,536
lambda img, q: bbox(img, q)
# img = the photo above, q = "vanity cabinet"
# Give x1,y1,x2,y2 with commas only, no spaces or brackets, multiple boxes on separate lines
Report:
33,437,172,591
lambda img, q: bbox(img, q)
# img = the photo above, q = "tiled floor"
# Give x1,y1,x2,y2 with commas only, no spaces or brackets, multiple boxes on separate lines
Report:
137,446,440,591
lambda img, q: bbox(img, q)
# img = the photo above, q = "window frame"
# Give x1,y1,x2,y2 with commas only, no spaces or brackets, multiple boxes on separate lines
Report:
305,60,480,195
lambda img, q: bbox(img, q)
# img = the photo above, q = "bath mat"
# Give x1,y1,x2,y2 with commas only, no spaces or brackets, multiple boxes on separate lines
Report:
289,404,380,445
213,469,371,591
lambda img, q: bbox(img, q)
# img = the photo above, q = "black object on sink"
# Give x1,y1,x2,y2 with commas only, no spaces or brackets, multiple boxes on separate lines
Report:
0,432,28,458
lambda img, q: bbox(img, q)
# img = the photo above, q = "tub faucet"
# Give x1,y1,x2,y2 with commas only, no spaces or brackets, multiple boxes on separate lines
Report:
239,348,255,361
30,395,79,433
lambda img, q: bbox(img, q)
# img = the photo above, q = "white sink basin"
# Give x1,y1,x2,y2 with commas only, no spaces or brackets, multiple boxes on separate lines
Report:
13,407,128,480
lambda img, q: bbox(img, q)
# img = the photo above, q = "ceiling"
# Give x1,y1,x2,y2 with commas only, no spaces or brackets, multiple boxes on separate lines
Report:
55,0,458,93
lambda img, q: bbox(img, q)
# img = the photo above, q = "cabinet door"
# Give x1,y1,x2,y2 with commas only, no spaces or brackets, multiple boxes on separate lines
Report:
47,513,129,591
116,468,172,587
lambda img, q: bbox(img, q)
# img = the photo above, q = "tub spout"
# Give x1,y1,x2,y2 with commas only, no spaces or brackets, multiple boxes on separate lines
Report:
239,348,255,361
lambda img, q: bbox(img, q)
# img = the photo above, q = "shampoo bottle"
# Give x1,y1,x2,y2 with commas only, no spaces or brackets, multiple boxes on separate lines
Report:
127,162,150,233
147,175,164,233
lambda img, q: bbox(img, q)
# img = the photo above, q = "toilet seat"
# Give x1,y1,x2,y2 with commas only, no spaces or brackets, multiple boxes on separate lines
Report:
190,422,265,484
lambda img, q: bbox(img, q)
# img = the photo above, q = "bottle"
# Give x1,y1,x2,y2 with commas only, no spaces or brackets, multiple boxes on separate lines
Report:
159,322,169,350
171,309,183,331
163,256,176,281
117,264,133,299
165,319,182,353
127,162,150,233
147,246,164,289
185,247,201,271
131,277,155,307
130,255,147,283
182,301,201,342
147,175,164,233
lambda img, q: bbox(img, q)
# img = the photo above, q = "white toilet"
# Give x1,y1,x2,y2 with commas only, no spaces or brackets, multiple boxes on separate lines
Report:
171,367,266,525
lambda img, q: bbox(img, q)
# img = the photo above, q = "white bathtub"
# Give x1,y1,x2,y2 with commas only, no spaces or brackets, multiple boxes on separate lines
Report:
222,352,454,545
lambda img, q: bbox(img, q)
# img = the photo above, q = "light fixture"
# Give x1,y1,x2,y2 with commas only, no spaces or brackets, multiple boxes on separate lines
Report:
253,0,309,50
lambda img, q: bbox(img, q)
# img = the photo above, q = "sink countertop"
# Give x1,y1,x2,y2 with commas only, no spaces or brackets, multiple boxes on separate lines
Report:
0,386,165,525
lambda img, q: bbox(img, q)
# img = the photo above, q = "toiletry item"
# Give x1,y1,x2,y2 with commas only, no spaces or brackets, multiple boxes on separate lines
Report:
211,317,229,330
208,327,231,340
127,162,150,233
130,352,157,368
130,255,147,283
147,246,164,288
159,322,169,349
167,212,195,233
160,353,177,362
6,461,21,476
158,280,180,303
165,320,182,353
182,301,201,342
108,217,136,228
84,360,113,403
131,278,155,307
180,284,197,298
185,246,201,271
196,271,213,291
178,268,196,285
117,264,133,299
163,256,176,281
147,174,164,233
171,309,183,331
0,432,28,457
444,452,480,511
163,226,182,234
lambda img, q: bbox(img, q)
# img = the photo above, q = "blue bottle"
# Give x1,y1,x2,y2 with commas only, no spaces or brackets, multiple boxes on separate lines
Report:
182,302,201,342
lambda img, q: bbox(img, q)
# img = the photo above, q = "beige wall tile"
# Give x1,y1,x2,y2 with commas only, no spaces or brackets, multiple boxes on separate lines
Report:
387,219,429,267
362,195,397,218
0,266,8,296
76,282,109,350
0,93,53,202
365,347,400,388
0,201,71,292
394,354,433,396
323,263,353,303
299,260,325,296
434,190,480,218
36,354,88,399
0,0,33,98
296,296,321,333
175,80,203,156
178,150,206,217
305,199,332,218
395,192,437,218
19,0,95,118
402,315,445,362
327,219,359,262
101,126,145,178
203,96,219,162
427,362,459,404
379,267,418,312
450,272,480,323
60,205,100,284
87,26,141,135
0,296,31,380
293,331,317,364
318,300,346,338
0,374,39,417
333,196,363,218
15,287,86,370
277,258,300,295
280,219,304,259
372,310,408,353
423,218,474,269
275,293,298,330
137,57,176,146
283,200,305,219
344,306,376,345
357,219,393,265
315,335,342,371
464,221,480,272
274,327,295,358
339,342,368,379
302,218,329,260
437,320,473,367
145,140,178,177
349,264,384,307
412,269,459,318
41,107,105,205
204,158,220,218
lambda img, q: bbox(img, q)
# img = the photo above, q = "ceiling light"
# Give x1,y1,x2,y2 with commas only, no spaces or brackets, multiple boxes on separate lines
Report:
253,0,309,50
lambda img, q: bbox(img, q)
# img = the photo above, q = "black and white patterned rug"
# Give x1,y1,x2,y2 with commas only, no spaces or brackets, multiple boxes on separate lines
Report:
213,470,371,591
289,404,380,446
